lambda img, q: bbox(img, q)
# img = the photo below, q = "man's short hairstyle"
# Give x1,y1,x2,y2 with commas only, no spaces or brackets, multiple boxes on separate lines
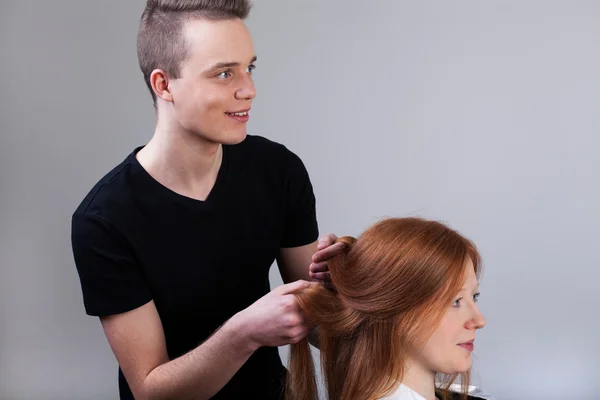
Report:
137,0,252,106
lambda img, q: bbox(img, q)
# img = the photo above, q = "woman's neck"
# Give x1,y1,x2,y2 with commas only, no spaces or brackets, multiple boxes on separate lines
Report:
401,359,437,400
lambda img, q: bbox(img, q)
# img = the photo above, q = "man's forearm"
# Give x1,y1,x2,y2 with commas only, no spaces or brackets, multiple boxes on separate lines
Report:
143,312,257,400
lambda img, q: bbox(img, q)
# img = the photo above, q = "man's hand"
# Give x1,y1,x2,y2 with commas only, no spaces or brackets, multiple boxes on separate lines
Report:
309,233,346,289
239,280,317,349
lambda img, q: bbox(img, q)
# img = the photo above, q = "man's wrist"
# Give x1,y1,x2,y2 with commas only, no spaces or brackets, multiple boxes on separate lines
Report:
225,311,261,356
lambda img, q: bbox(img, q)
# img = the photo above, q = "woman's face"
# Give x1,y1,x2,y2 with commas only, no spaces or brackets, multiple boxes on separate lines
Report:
414,261,486,374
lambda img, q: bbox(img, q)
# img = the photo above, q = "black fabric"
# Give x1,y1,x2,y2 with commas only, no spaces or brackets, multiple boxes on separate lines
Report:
71,135,318,399
437,390,490,400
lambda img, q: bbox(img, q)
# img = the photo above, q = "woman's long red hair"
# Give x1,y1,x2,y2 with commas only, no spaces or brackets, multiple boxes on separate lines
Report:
286,217,481,400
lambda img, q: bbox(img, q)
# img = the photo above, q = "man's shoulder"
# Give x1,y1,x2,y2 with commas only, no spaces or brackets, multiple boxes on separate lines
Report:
237,134,304,166
238,134,288,155
72,151,137,220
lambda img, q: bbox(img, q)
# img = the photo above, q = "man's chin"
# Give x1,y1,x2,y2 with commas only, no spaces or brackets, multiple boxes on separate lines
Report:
220,131,247,145
192,130,247,146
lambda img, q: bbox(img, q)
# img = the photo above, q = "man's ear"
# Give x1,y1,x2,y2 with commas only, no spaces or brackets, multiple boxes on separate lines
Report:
150,69,174,103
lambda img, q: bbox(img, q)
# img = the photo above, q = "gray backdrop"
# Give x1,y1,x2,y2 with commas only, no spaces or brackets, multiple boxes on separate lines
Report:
1,1,598,399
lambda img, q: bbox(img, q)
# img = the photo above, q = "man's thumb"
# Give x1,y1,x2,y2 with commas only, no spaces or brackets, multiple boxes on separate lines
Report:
276,279,315,295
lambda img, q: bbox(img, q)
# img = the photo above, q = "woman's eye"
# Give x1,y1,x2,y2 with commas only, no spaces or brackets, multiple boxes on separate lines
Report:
473,292,480,303
452,298,462,308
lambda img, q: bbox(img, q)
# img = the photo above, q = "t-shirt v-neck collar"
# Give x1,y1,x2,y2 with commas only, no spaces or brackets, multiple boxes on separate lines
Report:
129,144,229,207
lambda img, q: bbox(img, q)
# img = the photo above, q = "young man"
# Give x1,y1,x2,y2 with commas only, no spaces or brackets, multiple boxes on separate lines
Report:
70,1,343,399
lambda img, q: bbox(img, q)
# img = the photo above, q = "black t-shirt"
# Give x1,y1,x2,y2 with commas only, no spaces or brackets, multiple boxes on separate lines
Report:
70,135,319,399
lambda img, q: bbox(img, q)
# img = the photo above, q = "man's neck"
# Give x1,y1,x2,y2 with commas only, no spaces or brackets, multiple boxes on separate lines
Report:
136,123,223,201
401,360,437,400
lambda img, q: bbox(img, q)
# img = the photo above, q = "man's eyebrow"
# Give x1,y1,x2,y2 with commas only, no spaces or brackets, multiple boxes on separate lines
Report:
209,55,257,70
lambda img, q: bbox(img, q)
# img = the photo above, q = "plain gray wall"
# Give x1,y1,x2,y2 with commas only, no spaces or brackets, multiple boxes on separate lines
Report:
1,1,599,399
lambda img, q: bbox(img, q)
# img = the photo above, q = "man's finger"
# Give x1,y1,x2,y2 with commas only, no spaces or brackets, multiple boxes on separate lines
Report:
276,279,316,295
309,261,328,273
317,233,338,250
312,241,346,263
309,271,331,282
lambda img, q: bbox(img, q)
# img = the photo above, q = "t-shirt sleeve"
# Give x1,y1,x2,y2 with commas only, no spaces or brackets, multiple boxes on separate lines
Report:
71,212,152,317
280,148,319,248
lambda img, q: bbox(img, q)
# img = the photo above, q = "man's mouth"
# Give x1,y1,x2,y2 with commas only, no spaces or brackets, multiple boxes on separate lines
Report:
225,109,250,122
225,111,249,117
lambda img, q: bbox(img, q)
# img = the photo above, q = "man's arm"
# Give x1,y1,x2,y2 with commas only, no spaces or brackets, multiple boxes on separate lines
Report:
278,234,345,288
277,241,317,283
100,300,256,400
100,280,314,400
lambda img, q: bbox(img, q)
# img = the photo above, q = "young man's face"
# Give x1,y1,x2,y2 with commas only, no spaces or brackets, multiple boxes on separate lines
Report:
168,18,257,144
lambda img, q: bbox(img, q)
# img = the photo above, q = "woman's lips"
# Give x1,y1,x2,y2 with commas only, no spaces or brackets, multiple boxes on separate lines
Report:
458,340,474,352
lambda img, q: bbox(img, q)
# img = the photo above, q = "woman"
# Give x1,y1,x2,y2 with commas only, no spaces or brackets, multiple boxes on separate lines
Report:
287,217,488,400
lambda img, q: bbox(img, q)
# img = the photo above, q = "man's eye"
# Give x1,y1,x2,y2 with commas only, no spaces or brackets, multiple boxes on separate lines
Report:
217,71,231,79
246,64,256,73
